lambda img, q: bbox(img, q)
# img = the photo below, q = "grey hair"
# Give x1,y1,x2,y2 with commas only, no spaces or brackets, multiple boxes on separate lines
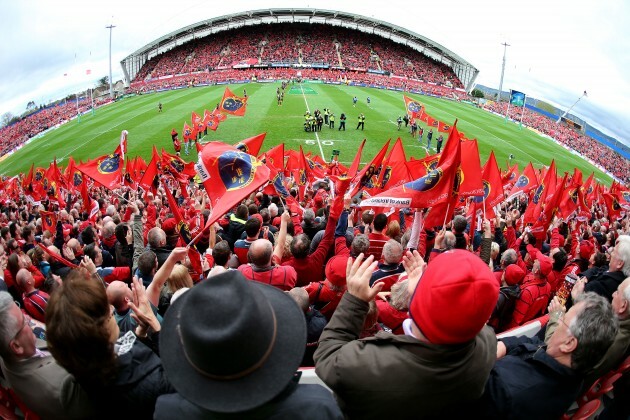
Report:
303,209,315,223
382,240,403,264
0,292,19,359
501,249,517,266
616,235,630,277
389,279,410,311
443,231,456,250
351,234,370,256
570,292,618,373
491,242,500,255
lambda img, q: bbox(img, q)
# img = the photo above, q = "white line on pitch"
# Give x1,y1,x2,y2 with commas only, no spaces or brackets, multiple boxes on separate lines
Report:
299,84,326,161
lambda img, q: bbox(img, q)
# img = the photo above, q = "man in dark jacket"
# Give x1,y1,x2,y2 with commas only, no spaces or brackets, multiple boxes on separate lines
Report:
315,250,499,418
156,271,342,419
473,292,617,418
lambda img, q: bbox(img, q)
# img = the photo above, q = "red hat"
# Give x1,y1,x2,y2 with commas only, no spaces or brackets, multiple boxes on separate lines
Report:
251,214,263,225
504,265,525,286
325,256,348,287
579,240,594,260
537,254,553,277
62,228,71,237
409,250,498,345
162,218,177,235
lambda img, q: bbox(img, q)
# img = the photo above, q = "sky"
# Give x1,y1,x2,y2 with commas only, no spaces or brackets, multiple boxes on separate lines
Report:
2,0,629,146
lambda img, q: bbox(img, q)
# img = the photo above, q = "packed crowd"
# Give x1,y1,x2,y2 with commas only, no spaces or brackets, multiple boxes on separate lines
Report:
0,169,629,418
485,101,630,185
0,97,112,157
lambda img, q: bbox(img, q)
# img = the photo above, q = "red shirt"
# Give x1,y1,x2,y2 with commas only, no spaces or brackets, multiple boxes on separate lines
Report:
367,232,389,261
238,264,297,291
22,289,49,323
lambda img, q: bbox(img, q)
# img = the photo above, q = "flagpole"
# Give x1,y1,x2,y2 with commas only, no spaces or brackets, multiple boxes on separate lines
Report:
519,94,527,129
441,202,451,228
505,90,512,123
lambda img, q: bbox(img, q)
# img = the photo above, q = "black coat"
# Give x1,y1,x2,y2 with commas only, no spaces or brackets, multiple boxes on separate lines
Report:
154,382,342,419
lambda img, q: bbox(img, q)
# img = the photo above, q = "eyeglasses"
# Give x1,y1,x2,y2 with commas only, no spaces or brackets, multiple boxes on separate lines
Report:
9,311,31,347
557,312,573,334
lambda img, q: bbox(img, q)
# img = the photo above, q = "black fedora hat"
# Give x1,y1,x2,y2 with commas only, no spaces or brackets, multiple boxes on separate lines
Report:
160,270,306,413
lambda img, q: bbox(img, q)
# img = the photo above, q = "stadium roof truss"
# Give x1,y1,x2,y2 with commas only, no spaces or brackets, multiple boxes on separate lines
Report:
120,8,479,91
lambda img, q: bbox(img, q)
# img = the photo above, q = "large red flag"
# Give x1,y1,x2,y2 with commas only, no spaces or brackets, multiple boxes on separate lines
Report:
581,172,595,207
458,140,484,197
349,140,391,197
139,146,160,193
403,95,423,120
77,148,123,190
502,163,519,188
191,111,204,137
603,193,624,221
405,153,441,179
79,177,99,220
262,143,285,171
532,173,568,234
506,162,539,201
195,142,269,229
360,122,462,209
234,133,266,157
183,122,194,142
64,157,84,193
291,146,312,200
219,87,248,116
22,164,34,191
45,160,66,207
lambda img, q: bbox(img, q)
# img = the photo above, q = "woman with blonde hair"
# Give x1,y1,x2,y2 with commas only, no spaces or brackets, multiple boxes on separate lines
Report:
386,220,402,242
158,264,193,315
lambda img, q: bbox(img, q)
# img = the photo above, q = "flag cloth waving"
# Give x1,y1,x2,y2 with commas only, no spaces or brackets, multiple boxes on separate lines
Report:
234,133,266,156
220,87,248,116
360,121,462,209
77,148,123,190
403,95,423,120
195,142,270,228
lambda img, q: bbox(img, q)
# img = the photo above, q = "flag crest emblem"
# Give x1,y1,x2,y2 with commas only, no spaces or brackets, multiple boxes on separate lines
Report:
222,97,245,113
73,171,83,187
97,154,121,174
405,168,444,192
532,184,545,204
514,175,529,188
218,151,259,191
473,180,491,203
407,101,422,113
34,169,45,182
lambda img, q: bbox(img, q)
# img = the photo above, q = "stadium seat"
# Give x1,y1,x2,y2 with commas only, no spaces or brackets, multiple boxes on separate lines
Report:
496,314,549,339
298,368,331,391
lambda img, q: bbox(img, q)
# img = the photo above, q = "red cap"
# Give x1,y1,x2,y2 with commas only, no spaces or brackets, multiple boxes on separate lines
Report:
251,214,263,225
504,265,525,286
162,218,177,235
325,256,348,287
62,228,71,237
409,250,498,344
579,241,594,260
537,254,553,277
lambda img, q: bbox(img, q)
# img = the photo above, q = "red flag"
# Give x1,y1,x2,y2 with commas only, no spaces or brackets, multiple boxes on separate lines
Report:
263,143,285,171
349,140,391,197
139,146,160,193
458,140,484,197
77,148,123,190
234,133,266,156
506,162,539,201
502,163,519,188
426,116,439,129
38,244,79,269
45,160,66,207
183,122,194,142
532,173,567,234
473,151,504,218
22,164,34,191
437,121,453,133
79,177,99,220
291,146,312,200
375,138,410,191
163,184,202,275
581,172,595,207
347,139,366,178
603,193,624,221
29,167,48,201
360,122,462,209
405,153,441,179
219,87,248,116
124,158,135,187
195,142,270,229
40,210,58,234
191,111,204,137
119,130,128,161
304,154,327,179
64,157,84,193
524,160,556,225
203,109,220,131
403,95,423,120
161,150,196,183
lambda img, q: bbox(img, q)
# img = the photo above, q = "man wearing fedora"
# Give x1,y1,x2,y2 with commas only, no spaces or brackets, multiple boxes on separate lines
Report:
155,270,343,419
314,250,499,418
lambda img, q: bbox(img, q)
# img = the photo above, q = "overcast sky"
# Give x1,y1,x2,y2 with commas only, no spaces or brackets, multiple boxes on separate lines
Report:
2,0,628,146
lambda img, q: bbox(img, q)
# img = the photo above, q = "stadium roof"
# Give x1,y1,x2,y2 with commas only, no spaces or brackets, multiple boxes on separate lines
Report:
120,8,480,90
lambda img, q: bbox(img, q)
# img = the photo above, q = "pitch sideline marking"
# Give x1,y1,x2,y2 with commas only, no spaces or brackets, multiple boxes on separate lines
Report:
299,84,326,160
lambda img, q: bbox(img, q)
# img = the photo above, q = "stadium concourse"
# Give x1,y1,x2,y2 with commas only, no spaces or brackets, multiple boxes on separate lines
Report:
0,14,630,420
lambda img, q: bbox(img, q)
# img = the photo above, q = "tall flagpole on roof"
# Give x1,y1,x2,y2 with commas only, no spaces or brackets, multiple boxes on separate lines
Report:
556,90,587,124
75,53,81,123
497,42,510,104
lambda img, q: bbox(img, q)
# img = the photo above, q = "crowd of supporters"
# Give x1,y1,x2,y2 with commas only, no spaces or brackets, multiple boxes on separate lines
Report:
485,101,630,184
0,166,629,417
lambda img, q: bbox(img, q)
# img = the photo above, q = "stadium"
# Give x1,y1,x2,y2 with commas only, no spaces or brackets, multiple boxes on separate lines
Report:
0,7,629,419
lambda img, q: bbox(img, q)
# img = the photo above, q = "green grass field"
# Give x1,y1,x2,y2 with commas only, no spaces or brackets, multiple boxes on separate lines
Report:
0,82,612,186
